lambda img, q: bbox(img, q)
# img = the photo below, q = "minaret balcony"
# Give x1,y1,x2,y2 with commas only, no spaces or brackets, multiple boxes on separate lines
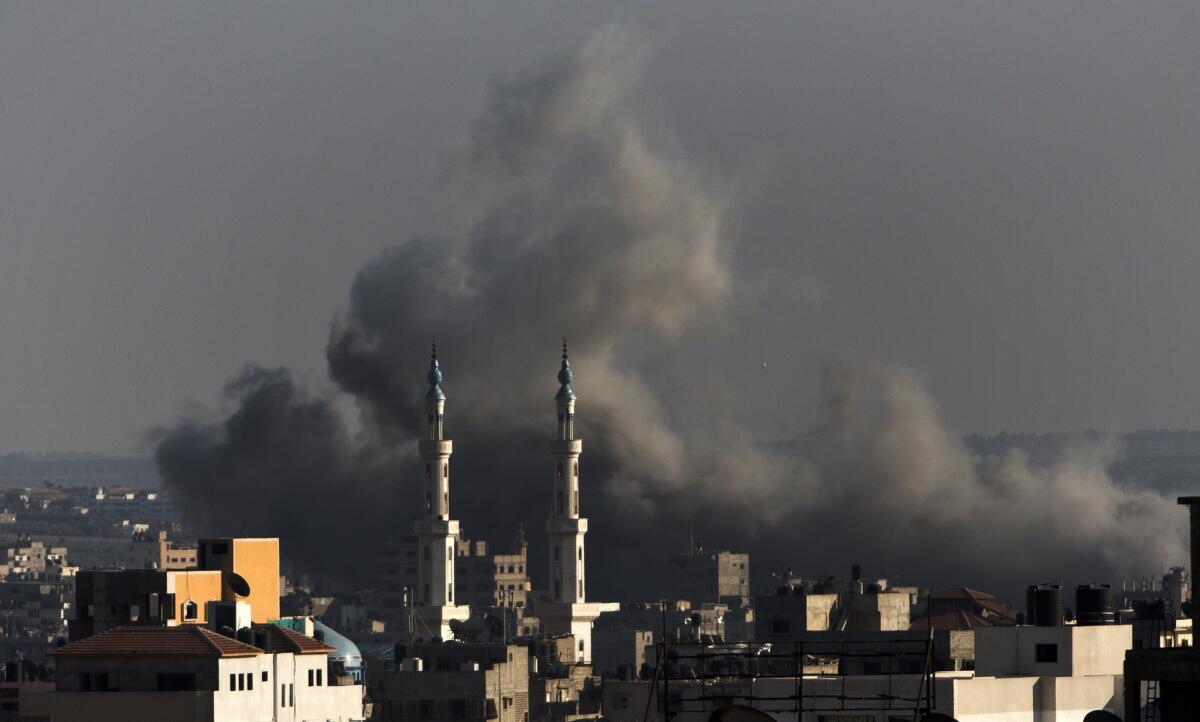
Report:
550,439,582,455
419,439,454,456
546,517,587,534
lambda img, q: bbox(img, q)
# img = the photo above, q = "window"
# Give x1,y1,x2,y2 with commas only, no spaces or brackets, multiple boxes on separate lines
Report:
578,546,582,560
444,465,448,478
183,600,199,621
423,546,431,561
316,669,322,686
289,683,294,707
448,584,453,603
230,673,236,691
579,580,583,597
556,463,563,478
448,546,453,561
425,464,431,480
238,673,245,691
557,491,563,514
425,493,432,513
574,463,578,477
554,580,561,599
308,669,315,686
579,640,585,652
281,684,286,705
247,673,253,691
770,619,790,635
1035,643,1058,663
424,583,431,604
554,546,560,561
262,671,269,682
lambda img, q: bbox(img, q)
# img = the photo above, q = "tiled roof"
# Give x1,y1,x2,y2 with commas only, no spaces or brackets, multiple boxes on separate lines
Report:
910,609,993,631
53,625,262,658
929,587,995,601
254,624,335,655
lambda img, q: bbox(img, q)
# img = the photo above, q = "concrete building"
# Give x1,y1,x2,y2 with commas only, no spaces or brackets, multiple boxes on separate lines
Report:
591,626,654,678
602,623,1130,722
79,487,181,525
21,624,364,721
71,536,283,640
670,550,750,608
374,642,529,722
456,531,532,611
197,537,281,623
129,529,197,570
754,588,839,642
70,568,224,640
1123,495,1200,719
0,537,67,579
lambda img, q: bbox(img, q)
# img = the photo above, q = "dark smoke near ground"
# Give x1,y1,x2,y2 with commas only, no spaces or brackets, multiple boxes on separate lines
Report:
155,27,1187,603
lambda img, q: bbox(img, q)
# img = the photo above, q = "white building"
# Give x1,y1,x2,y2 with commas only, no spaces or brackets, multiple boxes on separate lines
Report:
536,341,618,663
411,346,471,640
22,624,365,721
602,623,1130,722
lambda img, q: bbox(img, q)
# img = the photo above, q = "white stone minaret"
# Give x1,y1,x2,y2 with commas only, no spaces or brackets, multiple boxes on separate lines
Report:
547,338,586,604
412,344,469,640
540,340,617,662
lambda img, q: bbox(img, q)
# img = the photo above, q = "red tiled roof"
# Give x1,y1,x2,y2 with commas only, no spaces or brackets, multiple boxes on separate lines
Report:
929,587,995,601
910,609,994,631
254,624,335,656
53,626,262,658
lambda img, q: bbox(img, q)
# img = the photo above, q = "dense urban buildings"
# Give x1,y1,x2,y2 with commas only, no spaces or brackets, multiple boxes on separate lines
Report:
0,350,1194,722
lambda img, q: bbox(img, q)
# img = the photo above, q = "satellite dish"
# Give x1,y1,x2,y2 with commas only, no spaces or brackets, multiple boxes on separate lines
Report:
919,715,959,722
448,619,469,641
1083,712,1122,722
228,572,251,598
709,705,777,722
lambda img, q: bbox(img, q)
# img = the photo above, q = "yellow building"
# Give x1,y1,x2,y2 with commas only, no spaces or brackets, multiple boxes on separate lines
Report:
198,537,281,622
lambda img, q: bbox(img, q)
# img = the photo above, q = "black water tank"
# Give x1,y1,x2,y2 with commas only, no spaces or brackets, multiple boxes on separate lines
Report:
1026,584,1064,626
1076,584,1116,625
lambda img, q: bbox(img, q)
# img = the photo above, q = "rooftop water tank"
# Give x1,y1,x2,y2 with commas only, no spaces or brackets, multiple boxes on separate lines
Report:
1026,584,1064,627
1075,584,1116,625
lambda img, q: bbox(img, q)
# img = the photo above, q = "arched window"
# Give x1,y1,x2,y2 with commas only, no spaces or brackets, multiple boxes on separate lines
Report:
183,600,198,621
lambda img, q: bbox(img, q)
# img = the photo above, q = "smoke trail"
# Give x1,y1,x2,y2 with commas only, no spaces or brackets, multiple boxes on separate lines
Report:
155,26,1187,600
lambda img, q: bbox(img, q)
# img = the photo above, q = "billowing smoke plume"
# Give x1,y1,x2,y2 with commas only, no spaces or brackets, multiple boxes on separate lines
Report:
156,27,1186,601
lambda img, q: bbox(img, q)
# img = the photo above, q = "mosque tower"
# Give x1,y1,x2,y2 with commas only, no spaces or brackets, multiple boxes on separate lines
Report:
412,344,470,640
547,339,586,604
539,340,617,662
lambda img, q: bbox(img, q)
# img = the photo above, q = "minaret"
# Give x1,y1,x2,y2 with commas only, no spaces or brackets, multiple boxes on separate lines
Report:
538,340,617,664
547,338,587,604
412,343,469,639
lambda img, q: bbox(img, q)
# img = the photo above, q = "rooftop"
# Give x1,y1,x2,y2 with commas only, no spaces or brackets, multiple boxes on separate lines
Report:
254,623,335,656
53,626,262,658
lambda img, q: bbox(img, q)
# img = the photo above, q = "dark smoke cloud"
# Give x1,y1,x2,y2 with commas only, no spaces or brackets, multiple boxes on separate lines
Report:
156,27,1186,602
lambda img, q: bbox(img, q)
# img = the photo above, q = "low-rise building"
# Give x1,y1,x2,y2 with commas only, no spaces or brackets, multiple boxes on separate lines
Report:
670,550,750,609
20,625,364,722
374,642,529,722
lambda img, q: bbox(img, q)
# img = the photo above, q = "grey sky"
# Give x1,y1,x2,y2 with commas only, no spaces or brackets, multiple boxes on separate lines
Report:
3,1,1200,454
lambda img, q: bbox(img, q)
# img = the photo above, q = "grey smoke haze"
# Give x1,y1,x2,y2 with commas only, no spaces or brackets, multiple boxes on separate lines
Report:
155,27,1187,599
